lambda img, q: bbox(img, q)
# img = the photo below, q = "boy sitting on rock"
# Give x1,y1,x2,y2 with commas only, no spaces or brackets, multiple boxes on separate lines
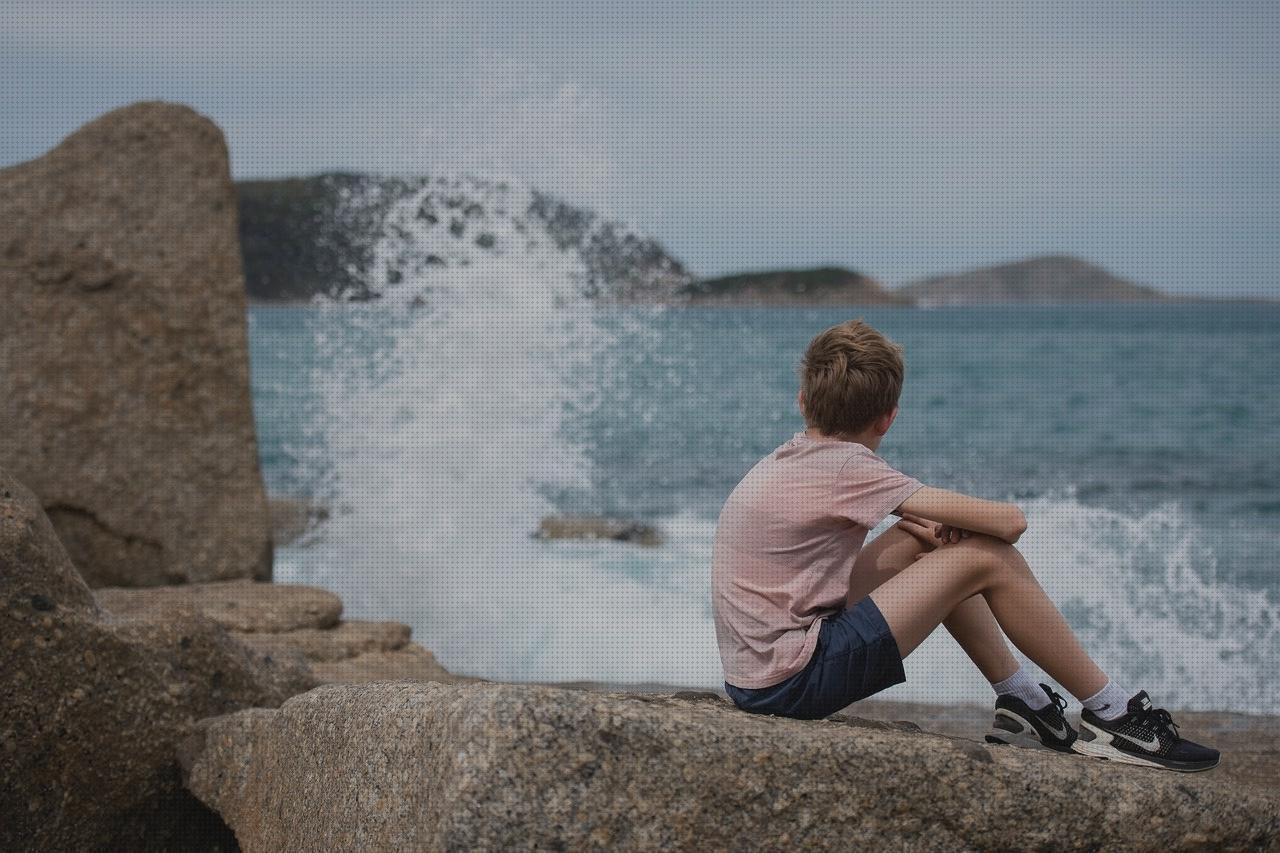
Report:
711,318,1218,772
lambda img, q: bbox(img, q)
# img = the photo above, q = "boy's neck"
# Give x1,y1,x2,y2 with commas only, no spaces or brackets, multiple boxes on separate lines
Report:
803,426,882,452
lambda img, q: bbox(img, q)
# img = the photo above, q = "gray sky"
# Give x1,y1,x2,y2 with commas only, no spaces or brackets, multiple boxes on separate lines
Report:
4,0,1277,294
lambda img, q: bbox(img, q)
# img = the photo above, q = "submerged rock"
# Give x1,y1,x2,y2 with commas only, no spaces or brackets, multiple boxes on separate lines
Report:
267,496,331,547
0,468,315,852
0,101,272,587
183,682,1280,852
535,514,663,546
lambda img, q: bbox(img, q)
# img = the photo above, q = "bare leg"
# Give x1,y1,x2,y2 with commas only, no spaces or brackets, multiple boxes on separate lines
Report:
943,596,1020,683
849,526,1018,683
868,532,1109,700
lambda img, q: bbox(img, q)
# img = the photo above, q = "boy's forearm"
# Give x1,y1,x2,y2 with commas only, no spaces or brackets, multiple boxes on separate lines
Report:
896,485,1027,544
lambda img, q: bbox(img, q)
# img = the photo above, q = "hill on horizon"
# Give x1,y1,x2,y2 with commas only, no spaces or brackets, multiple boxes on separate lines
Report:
897,255,1168,305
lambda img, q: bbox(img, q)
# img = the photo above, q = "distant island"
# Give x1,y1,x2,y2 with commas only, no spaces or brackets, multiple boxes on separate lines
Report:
896,255,1169,306
674,267,912,306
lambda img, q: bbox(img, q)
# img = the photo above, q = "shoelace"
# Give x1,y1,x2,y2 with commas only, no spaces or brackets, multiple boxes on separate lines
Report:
1132,705,1180,740
1045,689,1069,724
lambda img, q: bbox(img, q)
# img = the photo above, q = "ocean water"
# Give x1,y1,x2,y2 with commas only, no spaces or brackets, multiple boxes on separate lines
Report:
247,226,1280,713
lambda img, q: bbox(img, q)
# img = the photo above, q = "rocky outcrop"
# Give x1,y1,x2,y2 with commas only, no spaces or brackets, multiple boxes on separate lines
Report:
183,682,1280,852
238,173,416,302
238,173,692,303
95,579,473,687
676,266,913,306
0,101,272,587
898,255,1170,305
0,468,314,852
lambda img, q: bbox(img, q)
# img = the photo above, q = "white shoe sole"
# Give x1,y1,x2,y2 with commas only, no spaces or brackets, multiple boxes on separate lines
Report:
1072,720,1218,772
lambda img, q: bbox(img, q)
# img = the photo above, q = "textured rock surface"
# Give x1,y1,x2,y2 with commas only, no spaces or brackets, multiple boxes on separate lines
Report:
96,579,343,633
311,642,476,685
0,468,315,852
849,697,1280,802
235,619,411,663
184,682,1280,852
0,101,271,587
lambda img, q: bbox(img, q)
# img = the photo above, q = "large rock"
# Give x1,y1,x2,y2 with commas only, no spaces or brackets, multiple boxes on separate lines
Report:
0,101,271,587
0,468,315,851
183,682,1280,852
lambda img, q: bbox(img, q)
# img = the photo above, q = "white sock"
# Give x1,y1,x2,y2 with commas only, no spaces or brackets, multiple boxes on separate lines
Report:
1080,680,1131,721
991,667,1050,710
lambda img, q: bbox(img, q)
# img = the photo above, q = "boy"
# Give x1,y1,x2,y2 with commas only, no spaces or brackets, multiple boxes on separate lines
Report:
711,319,1218,772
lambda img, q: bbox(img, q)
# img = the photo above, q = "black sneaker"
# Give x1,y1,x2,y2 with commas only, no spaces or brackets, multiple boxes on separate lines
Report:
1074,691,1220,772
985,684,1078,752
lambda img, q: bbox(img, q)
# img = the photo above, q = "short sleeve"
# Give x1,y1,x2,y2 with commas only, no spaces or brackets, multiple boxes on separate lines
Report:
831,449,924,528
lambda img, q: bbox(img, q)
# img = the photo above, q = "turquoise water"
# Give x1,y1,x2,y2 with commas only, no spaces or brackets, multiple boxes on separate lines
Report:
249,302,1280,711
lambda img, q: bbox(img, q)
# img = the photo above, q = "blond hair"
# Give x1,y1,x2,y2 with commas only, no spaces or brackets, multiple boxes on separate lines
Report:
799,318,904,436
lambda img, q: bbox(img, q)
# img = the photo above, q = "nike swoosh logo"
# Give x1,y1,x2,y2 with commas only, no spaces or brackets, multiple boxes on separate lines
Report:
1113,730,1161,751
1039,718,1069,740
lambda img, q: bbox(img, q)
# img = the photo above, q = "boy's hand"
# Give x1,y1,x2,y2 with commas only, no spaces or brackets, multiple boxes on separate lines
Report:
895,512,973,561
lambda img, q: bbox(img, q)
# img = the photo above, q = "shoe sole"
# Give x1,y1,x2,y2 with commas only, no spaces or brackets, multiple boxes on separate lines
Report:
1073,721,1220,773
985,729,1053,751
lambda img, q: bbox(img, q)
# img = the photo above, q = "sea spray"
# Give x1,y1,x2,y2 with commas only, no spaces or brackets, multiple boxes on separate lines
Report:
280,176,707,682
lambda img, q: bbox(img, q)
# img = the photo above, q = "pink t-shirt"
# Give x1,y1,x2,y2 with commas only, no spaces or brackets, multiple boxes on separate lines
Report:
712,430,924,689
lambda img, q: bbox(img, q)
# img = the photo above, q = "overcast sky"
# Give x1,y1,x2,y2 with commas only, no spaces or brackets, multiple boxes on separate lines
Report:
3,0,1277,294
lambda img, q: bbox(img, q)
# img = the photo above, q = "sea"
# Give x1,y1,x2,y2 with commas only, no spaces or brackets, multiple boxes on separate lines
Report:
248,288,1280,714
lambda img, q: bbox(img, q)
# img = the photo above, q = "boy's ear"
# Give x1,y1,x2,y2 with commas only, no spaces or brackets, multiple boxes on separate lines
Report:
875,405,899,435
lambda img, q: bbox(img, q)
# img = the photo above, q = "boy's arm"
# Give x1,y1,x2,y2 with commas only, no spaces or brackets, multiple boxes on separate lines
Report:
894,485,1027,544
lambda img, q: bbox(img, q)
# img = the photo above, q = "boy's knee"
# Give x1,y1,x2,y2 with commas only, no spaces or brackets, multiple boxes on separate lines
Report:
947,534,1018,576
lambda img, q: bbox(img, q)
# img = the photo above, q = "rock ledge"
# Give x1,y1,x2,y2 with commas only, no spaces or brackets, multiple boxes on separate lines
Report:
184,681,1280,852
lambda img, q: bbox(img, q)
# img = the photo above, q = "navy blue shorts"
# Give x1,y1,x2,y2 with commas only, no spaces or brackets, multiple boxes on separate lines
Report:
724,596,906,720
